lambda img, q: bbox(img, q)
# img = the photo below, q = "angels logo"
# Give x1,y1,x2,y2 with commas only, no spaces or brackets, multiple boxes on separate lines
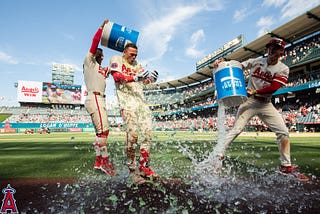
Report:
21,86,39,98
21,86,39,94
251,67,273,82
1,184,18,214
122,64,137,76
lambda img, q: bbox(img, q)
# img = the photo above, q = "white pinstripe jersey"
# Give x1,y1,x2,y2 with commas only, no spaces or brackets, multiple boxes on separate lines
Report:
242,57,289,99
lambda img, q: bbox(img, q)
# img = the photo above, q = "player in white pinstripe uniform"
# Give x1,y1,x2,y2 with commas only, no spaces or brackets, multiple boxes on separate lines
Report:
212,38,308,181
83,19,116,176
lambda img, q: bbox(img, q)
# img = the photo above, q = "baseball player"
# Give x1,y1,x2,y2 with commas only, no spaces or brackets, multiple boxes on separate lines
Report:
83,19,116,176
109,43,158,184
212,38,308,181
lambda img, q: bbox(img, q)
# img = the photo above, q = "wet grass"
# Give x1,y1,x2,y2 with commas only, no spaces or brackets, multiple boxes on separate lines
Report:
0,131,319,179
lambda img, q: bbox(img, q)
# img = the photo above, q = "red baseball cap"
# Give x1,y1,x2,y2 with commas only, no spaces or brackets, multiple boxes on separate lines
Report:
266,38,286,49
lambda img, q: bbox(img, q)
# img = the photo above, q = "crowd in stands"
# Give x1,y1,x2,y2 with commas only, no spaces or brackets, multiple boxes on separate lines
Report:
153,101,320,132
1,33,320,132
2,107,92,123
148,64,320,118
146,34,320,107
281,34,320,66
0,105,122,127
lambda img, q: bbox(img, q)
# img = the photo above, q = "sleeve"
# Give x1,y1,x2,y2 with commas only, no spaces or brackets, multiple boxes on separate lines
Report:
241,58,256,70
89,28,103,54
256,81,282,94
109,55,135,83
83,51,95,68
109,55,122,73
273,64,289,85
111,71,135,83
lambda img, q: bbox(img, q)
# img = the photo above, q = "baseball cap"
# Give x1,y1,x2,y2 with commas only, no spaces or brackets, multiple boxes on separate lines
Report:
266,38,286,49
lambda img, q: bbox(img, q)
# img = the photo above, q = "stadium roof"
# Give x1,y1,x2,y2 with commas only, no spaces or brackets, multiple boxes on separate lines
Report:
147,5,320,91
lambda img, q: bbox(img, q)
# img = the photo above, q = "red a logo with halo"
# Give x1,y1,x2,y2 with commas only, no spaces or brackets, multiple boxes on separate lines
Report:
1,184,19,214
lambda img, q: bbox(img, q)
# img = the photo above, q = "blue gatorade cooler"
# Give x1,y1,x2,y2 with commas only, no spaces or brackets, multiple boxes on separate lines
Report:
101,21,139,52
214,60,247,107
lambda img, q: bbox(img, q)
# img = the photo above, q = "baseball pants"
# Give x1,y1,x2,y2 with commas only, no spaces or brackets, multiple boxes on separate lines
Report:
221,97,291,166
121,106,153,172
85,94,109,134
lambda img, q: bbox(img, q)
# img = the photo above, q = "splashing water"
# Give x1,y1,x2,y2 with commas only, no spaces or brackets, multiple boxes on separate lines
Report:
191,101,227,185
38,96,319,213
179,101,320,213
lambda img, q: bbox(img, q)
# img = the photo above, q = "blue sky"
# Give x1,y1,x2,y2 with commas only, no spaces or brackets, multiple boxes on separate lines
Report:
0,0,319,106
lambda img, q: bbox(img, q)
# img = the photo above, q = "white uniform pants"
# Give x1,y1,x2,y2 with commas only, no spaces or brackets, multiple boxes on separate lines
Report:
221,96,291,166
85,94,109,134
121,105,153,172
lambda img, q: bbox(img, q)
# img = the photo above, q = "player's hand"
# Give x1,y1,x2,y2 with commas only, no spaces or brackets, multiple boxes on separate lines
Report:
150,70,158,82
134,70,149,82
100,19,109,29
104,67,110,78
247,88,257,96
212,57,224,69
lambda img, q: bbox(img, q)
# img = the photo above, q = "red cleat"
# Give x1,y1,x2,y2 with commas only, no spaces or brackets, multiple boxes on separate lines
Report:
100,157,117,176
139,148,157,179
279,165,309,181
93,155,102,170
139,165,157,178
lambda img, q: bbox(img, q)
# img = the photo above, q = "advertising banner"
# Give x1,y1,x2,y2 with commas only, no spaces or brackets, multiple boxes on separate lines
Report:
17,80,42,103
17,80,87,105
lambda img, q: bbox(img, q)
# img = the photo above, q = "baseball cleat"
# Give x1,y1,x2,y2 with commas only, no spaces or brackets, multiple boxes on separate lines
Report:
279,165,299,173
100,157,117,176
93,155,102,169
139,148,157,179
139,165,158,179
127,172,146,185
279,165,309,181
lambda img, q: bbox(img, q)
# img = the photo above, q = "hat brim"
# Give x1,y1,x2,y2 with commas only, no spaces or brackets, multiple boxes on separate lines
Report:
266,43,284,49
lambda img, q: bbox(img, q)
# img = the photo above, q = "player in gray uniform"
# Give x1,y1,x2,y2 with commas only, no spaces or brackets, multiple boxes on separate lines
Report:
83,19,116,176
212,38,308,181
109,43,158,184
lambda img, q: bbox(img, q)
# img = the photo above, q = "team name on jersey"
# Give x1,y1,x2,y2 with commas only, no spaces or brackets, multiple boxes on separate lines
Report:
122,64,137,76
251,67,273,83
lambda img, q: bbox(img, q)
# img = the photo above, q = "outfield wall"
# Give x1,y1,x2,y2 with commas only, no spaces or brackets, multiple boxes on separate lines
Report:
0,122,95,133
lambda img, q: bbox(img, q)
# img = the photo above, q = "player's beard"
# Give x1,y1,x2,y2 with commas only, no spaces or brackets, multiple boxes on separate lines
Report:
267,54,279,65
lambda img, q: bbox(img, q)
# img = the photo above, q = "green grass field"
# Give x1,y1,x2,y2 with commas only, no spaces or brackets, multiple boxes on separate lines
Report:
0,114,11,122
0,131,319,179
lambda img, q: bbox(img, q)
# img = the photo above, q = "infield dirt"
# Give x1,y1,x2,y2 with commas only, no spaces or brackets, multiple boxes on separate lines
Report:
2,174,320,214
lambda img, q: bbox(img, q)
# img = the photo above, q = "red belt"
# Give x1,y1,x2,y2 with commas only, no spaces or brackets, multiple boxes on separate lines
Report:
93,91,105,98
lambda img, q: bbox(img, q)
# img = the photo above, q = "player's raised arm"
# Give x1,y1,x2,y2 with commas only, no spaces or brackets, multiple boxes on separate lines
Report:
89,19,109,54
